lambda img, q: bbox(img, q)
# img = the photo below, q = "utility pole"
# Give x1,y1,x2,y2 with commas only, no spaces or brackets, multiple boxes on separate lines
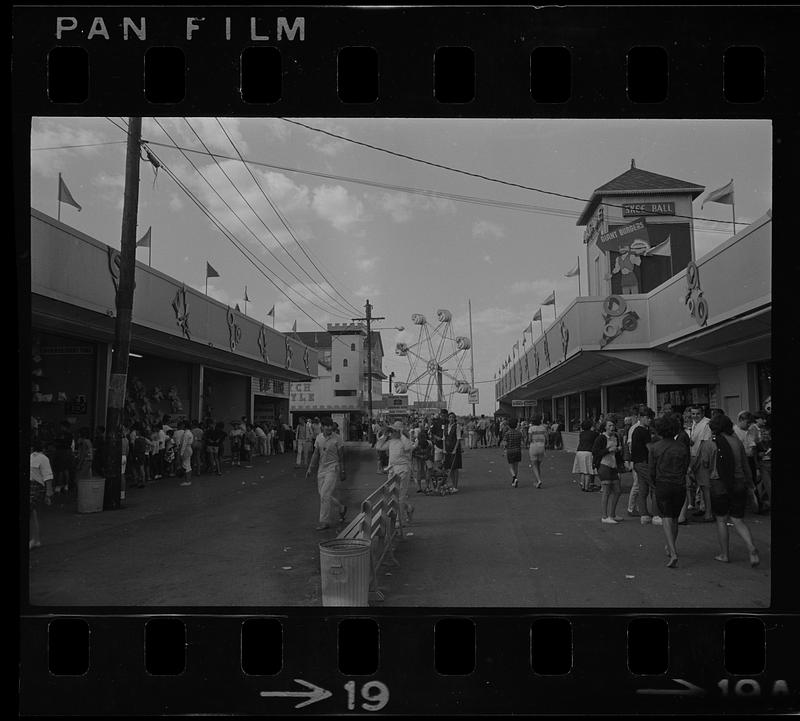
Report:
352,299,384,423
469,298,476,417
389,371,395,395
103,117,142,510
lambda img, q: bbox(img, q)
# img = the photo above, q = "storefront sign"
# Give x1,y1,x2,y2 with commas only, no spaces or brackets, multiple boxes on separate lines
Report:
622,202,675,217
599,295,640,347
40,345,93,355
511,399,525,407
684,261,709,327
598,218,650,253
290,382,315,403
467,388,479,404
64,395,87,414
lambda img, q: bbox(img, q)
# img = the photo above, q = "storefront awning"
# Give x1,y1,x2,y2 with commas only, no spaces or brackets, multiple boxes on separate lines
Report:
501,350,649,401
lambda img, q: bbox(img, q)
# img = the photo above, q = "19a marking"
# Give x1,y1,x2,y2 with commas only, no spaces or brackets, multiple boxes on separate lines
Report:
718,679,790,697
344,681,390,711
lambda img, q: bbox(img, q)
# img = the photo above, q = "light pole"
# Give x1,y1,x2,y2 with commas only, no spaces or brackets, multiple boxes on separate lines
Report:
352,300,386,423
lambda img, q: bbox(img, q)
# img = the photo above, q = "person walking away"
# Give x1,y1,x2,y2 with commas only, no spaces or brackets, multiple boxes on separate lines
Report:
592,419,624,524
649,414,691,568
29,440,54,549
411,428,433,492
702,414,760,566
572,419,598,492
503,418,523,487
528,415,548,488
306,418,347,530
630,408,661,524
444,412,463,491
375,421,415,523
688,405,714,522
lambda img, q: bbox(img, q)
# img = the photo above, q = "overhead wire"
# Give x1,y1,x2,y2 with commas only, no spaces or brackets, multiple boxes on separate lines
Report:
180,117,356,319
212,118,363,316
150,117,352,322
141,142,352,348
279,118,741,228
31,140,128,151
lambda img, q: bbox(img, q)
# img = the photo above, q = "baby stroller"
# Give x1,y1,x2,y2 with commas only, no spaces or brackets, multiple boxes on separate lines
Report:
425,459,458,496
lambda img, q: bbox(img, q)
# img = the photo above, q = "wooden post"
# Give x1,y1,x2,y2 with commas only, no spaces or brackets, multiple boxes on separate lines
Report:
103,118,142,510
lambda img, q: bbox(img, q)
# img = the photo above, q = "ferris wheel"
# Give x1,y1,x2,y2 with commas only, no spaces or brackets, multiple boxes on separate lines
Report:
394,309,474,409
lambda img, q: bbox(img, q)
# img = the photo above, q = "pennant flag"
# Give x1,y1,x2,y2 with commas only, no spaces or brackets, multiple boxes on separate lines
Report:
532,308,542,322
646,235,672,257
702,179,734,209
542,291,556,306
292,320,297,333
136,226,152,248
206,262,220,278
58,175,82,211
267,305,275,317
244,285,250,302
565,262,580,277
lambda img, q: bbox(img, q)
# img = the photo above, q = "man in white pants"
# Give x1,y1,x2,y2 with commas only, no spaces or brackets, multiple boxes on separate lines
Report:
295,416,313,468
375,420,415,525
306,418,346,530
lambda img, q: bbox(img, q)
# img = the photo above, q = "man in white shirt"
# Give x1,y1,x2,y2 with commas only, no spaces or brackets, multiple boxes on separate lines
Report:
294,416,313,468
30,441,53,549
375,420,415,524
306,418,346,530
254,423,268,457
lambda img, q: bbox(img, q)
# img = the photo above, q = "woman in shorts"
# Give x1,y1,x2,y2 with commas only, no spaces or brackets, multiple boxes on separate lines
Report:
649,414,691,568
527,415,548,488
702,414,760,567
592,420,624,524
503,418,523,487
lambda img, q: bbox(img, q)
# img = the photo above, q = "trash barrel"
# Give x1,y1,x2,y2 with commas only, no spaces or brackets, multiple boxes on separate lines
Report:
77,477,105,513
319,538,371,606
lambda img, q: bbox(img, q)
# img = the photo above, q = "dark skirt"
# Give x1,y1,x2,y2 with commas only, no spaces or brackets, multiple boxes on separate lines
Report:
444,448,462,470
506,450,522,464
655,481,685,518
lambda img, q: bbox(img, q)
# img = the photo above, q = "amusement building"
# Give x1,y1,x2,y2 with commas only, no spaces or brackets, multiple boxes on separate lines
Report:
29,209,318,435
495,162,771,450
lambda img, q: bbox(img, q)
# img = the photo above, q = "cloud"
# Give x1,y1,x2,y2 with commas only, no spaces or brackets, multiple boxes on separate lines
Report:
92,171,125,209
169,194,183,211
311,185,365,231
372,191,457,223
304,120,351,156
472,220,505,240
354,284,380,299
483,255,492,264
30,119,117,176
144,117,249,156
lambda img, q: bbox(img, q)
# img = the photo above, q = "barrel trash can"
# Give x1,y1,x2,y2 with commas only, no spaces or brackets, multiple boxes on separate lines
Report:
78,477,105,513
319,538,371,606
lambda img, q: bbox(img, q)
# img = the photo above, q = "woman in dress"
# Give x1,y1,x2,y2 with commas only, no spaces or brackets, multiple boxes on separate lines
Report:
702,414,760,566
443,412,463,491
592,419,624,524
572,419,598,491
527,415,548,488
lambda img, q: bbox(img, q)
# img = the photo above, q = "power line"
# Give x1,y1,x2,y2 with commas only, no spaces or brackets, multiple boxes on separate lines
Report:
180,118,356,319
143,143,351,348
150,118,351,321
213,118,363,316
279,118,740,227
31,140,128,151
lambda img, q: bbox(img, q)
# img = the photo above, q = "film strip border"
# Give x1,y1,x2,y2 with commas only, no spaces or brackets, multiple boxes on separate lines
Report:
12,6,798,116
20,614,799,714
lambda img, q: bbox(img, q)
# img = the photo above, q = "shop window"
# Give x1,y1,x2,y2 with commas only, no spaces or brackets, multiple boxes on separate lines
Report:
343,359,348,367
656,384,712,416
568,394,581,431
335,390,357,396
606,379,647,420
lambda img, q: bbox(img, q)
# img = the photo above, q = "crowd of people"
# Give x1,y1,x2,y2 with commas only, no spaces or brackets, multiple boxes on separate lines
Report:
30,403,771,572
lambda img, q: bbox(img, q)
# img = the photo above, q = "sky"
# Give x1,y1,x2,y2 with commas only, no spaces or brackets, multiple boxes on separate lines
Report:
30,117,771,415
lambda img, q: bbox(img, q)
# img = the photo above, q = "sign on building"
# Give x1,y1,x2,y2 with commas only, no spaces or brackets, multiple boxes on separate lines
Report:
622,202,675,217
467,388,479,404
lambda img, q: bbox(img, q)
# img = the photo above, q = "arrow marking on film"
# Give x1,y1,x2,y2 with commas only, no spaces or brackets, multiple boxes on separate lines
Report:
637,678,705,696
260,678,332,709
